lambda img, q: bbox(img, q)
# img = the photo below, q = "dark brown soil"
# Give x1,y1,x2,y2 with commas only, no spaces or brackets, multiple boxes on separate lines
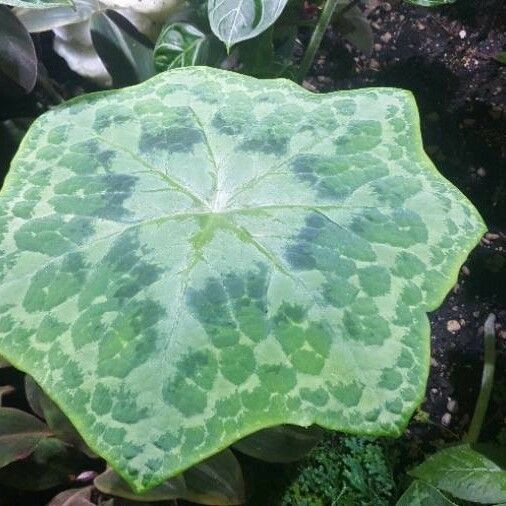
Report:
303,0,506,475
0,1,505,504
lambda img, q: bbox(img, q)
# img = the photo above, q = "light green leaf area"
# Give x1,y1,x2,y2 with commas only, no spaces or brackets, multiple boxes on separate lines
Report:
0,0,72,8
397,480,457,505
410,444,506,503
0,67,485,492
403,0,456,6
208,0,289,49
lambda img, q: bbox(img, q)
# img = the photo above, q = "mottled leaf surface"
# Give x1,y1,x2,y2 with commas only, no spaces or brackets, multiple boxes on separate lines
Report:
0,67,485,492
95,449,244,504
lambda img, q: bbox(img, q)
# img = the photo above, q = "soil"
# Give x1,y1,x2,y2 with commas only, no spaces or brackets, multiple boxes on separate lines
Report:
0,1,505,504
303,0,506,494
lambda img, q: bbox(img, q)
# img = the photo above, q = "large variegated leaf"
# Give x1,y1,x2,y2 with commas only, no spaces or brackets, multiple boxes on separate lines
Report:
0,67,485,492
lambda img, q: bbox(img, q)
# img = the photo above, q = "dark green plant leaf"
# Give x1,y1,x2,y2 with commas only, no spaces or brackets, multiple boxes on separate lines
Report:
90,10,155,88
0,67,485,492
95,450,244,505
154,22,225,71
397,480,457,505
0,0,72,7
410,444,506,503
0,5,37,93
25,375,95,456
0,437,89,491
183,449,245,505
334,6,374,56
0,385,15,405
233,425,324,462
0,407,52,468
403,0,456,6
48,486,94,506
208,0,289,49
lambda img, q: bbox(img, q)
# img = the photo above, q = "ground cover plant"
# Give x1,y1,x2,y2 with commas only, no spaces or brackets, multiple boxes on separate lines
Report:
0,0,504,504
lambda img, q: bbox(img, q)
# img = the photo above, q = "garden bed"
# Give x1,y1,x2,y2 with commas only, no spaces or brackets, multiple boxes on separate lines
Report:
0,0,505,504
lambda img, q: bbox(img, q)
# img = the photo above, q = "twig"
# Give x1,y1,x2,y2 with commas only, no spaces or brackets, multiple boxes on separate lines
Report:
465,313,497,444
297,0,361,83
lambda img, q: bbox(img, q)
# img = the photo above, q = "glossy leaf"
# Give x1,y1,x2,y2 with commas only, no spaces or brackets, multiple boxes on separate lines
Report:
233,424,324,462
0,0,72,7
48,486,94,506
397,480,457,505
209,0,289,49
0,5,37,93
0,67,485,492
95,450,244,504
90,10,155,88
154,22,224,71
0,407,52,468
0,437,88,490
410,444,506,503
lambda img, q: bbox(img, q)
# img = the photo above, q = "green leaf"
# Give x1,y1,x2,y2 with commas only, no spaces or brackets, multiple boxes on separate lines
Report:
403,0,456,6
0,0,72,8
0,407,52,468
48,486,94,506
25,375,95,456
0,67,485,492
410,444,506,503
0,5,37,93
0,355,10,368
0,385,15,405
90,10,155,88
397,480,457,505
233,425,324,462
14,0,98,33
154,22,225,72
0,437,89,490
95,450,244,504
208,0,289,50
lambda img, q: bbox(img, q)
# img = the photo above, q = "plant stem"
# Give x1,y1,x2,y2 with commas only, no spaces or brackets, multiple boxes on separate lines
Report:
296,0,361,83
466,313,497,444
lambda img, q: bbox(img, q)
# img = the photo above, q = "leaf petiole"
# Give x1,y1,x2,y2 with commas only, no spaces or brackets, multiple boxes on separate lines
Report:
466,313,497,444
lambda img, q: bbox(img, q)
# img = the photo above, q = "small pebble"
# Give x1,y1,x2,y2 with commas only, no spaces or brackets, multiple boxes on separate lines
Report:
447,399,458,413
459,29,467,39
486,232,499,240
461,265,470,276
380,32,392,43
431,357,438,367
477,167,487,177
441,413,452,426
447,320,461,333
